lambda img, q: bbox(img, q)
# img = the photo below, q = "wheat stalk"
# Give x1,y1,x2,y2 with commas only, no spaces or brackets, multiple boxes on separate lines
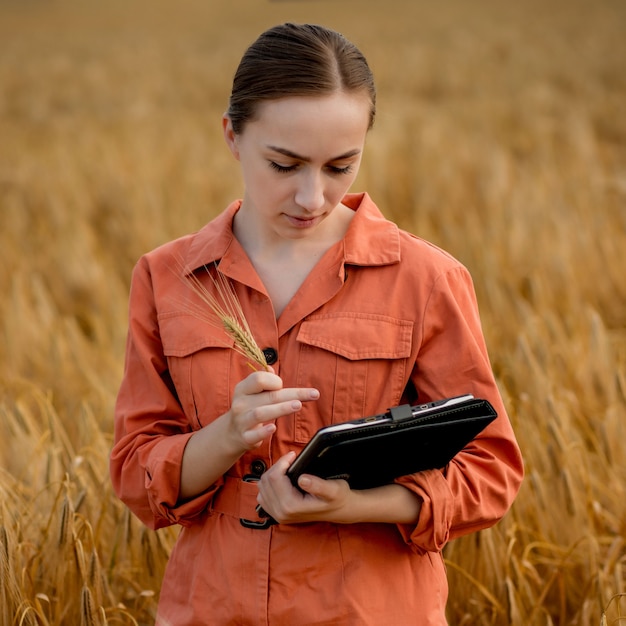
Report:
179,261,269,371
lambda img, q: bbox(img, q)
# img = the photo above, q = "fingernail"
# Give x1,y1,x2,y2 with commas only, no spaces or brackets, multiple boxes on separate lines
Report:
299,476,312,489
309,389,320,399
291,400,302,411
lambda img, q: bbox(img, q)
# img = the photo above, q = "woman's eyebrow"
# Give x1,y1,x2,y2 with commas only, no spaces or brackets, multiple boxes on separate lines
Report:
266,145,361,162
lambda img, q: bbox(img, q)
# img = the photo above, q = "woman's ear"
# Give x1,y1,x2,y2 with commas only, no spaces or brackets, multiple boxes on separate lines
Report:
222,114,240,160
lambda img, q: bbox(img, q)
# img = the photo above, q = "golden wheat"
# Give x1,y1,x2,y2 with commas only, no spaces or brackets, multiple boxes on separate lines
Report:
181,262,269,371
0,0,624,623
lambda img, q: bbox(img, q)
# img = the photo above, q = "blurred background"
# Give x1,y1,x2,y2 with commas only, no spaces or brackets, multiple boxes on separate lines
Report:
1,0,625,624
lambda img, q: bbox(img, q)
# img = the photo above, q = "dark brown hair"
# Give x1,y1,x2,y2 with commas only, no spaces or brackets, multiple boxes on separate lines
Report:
227,23,376,134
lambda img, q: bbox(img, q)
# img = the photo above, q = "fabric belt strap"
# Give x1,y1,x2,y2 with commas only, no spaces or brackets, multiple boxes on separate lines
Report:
212,475,261,520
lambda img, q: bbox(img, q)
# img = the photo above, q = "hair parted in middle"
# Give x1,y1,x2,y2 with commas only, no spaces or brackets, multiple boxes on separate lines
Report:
226,23,376,134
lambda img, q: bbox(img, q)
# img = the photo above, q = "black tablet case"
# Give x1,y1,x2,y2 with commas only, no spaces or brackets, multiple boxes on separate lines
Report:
286,396,497,490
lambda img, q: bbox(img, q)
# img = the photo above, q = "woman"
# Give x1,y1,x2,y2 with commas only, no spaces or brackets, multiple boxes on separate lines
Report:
110,23,523,625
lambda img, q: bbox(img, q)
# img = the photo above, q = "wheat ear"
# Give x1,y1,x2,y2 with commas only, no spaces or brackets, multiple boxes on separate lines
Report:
179,262,269,371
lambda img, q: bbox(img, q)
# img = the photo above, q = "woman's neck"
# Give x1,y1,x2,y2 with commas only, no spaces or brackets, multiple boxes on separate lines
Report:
232,202,355,317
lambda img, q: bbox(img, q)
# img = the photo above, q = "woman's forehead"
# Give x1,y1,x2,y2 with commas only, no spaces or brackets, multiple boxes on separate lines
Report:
246,92,371,144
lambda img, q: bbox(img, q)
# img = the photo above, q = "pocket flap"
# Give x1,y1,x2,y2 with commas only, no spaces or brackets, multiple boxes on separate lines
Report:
159,312,234,357
297,313,412,360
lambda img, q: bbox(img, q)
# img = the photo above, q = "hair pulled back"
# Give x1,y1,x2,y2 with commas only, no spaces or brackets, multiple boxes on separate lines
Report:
227,23,376,134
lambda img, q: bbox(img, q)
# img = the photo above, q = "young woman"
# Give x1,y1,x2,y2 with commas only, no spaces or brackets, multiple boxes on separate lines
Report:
110,23,523,625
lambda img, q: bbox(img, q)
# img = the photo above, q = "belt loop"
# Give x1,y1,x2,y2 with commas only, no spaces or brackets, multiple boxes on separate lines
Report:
240,475,277,530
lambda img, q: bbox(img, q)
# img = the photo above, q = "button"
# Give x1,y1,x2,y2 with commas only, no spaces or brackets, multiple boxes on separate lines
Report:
262,347,278,365
250,459,267,477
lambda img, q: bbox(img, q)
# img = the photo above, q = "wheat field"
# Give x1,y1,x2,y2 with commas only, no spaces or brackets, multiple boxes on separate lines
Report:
1,0,625,624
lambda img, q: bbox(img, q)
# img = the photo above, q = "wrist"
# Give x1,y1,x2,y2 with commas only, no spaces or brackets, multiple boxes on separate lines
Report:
338,485,422,525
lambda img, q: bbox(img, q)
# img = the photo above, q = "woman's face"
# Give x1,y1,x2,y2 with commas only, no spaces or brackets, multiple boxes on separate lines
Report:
223,91,371,243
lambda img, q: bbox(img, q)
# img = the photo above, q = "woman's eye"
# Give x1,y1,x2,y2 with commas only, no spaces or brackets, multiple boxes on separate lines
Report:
269,161,297,173
328,164,353,175
269,161,353,175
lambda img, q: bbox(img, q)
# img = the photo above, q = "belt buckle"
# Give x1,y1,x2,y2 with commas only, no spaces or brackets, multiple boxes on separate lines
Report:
239,474,277,530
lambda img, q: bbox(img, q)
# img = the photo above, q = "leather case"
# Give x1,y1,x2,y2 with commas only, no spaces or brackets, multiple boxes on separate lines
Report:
286,395,497,490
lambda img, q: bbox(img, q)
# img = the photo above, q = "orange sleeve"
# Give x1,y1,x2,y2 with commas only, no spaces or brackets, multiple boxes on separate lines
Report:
394,266,524,552
109,256,222,530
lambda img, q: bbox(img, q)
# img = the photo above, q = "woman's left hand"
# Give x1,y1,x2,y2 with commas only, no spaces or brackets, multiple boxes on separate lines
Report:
256,451,355,524
256,451,423,525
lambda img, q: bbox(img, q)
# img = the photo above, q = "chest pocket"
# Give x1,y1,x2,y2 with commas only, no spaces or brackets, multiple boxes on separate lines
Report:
294,313,413,444
159,312,233,429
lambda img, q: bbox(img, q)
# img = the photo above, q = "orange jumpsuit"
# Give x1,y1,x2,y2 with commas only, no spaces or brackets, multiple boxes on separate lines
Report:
110,193,523,625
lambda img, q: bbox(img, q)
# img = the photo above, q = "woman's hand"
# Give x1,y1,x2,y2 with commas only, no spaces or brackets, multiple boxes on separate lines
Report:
223,370,320,454
257,451,423,525
256,451,354,524
179,370,319,502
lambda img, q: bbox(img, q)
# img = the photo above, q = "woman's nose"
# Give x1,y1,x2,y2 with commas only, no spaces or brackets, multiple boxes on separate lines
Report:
295,171,325,212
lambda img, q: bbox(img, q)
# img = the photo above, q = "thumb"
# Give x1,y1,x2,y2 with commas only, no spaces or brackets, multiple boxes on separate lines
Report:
297,474,332,499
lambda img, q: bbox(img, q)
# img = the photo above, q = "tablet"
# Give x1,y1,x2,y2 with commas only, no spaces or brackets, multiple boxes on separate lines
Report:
286,394,497,490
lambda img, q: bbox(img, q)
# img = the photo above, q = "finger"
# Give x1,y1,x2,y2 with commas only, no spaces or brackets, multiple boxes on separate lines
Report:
274,450,297,472
242,422,276,447
257,452,297,497
256,452,298,516
235,370,284,395
265,386,319,406
232,383,318,413
297,475,344,500
238,390,320,428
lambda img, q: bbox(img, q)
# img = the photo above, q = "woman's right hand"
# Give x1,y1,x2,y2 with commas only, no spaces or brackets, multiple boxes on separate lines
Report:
179,369,319,502
225,369,320,451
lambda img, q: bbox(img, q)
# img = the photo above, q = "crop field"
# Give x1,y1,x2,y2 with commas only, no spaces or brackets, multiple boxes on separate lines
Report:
0,0,625,624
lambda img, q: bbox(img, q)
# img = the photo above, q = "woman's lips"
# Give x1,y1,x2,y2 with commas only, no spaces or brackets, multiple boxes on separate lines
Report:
284,214,323,228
